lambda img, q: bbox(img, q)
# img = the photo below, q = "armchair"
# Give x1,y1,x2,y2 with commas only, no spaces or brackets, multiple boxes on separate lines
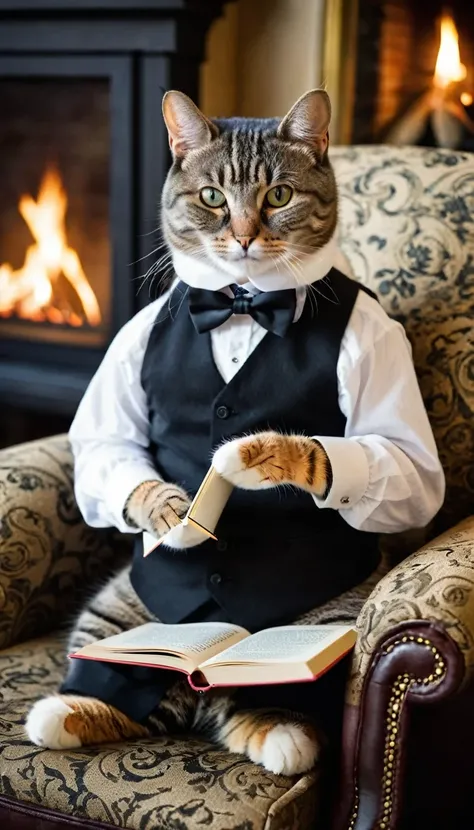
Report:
1,146,473,830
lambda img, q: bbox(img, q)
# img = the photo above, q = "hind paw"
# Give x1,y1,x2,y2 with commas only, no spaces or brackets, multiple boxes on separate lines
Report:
251,723,320,776
25,696,82,749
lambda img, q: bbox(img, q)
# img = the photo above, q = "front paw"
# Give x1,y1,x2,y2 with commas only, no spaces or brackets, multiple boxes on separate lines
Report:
213,432,330,496
212,434,278,490
125,480,191,536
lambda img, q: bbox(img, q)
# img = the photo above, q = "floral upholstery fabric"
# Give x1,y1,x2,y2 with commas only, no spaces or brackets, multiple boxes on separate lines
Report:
332,146,474,532
0,436,130,651
0,635,318,829
346,515,474,705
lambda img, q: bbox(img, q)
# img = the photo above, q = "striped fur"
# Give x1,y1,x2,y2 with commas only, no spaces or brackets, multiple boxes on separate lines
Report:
159,89,337,288
123,480,190,537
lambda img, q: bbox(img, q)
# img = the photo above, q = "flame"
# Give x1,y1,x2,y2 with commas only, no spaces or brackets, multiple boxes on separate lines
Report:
0,168,101,326
434,13,467,89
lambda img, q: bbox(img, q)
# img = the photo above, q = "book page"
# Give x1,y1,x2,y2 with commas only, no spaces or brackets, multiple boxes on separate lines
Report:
201,625,355,666
188,466,233,529
85,621,248,658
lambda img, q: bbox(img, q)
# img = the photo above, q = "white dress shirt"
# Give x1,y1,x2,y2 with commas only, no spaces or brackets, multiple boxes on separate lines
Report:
69,251,445,537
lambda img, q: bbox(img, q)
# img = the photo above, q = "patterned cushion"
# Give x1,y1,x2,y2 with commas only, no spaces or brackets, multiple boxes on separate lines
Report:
0,635,319,829
332,146,474,531
347,514,474,705
0,436,131,651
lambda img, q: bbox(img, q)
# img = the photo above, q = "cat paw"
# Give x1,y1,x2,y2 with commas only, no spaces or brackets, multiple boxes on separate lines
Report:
251,723,320,776
25,696,82,749
212,437,273,489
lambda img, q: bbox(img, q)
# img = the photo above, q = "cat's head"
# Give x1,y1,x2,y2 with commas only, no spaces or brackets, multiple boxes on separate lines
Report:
161,89,337,288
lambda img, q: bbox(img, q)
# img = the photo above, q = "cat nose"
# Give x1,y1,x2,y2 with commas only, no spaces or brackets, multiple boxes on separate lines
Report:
235,236,256,251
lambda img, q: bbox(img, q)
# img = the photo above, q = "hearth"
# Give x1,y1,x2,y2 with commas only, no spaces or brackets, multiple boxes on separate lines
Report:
0,0,227,445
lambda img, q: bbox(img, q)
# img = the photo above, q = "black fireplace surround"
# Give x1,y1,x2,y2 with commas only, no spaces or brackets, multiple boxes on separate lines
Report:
0,0,227,429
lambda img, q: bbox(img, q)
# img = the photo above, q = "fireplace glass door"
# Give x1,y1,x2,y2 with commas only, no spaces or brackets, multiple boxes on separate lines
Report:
0,77,110,346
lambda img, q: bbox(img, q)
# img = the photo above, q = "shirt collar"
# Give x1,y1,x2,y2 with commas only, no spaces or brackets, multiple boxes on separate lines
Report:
172,234,338,294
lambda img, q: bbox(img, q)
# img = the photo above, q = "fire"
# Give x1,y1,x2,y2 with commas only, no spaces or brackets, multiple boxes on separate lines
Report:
434,13,467,89
0,168,101,326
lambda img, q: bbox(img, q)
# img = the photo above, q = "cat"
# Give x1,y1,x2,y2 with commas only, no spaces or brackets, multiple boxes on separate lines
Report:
26,89,362,776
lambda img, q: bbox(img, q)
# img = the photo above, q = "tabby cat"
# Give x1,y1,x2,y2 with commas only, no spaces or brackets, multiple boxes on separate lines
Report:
26,89,372,776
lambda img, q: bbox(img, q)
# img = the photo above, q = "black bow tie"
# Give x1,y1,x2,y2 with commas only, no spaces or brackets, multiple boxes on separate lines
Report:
188,285,297,337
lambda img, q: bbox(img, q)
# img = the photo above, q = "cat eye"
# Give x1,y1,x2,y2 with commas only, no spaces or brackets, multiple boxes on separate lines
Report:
265,185,293,208
200,187,226,208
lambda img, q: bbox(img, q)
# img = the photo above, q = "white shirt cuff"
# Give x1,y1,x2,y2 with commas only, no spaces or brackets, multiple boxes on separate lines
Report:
311,437,370,510
103,460,163,533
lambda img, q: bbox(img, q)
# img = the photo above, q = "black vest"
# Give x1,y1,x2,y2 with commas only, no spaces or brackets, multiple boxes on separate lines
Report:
131,268,379,631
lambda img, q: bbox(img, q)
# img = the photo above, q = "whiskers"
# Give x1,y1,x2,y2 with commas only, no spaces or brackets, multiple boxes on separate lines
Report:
266,242,340,316
136,246,174,299
140,239,213,301
130,225,173,299
133,218,212,300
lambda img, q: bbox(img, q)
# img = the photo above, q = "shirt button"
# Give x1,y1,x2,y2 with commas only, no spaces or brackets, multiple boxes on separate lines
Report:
216,539,228,552
210,573,222,586
216,405,230,419
232,357,239,364
340,496,350,505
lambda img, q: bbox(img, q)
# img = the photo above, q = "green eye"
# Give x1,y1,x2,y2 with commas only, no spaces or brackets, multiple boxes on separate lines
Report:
265,185,293,208
200,187,226,208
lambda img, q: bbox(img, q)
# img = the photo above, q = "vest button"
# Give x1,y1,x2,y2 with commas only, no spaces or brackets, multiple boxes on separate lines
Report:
210,572,222,586
216,539,227,552
216,405,230,420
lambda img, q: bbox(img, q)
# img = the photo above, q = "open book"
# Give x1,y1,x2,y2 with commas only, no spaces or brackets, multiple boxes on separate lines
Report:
69,622,357,692
143,466,233,556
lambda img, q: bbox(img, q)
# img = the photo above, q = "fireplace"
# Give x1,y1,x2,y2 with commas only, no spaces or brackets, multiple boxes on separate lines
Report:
0,0,227,446
330,0,474,149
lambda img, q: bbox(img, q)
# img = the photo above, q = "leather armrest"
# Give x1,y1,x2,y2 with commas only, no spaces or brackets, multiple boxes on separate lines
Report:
0,435,130,649
349,515,474,705
334,516,474,830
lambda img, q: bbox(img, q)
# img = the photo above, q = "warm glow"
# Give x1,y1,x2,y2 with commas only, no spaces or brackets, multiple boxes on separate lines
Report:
434,14,467,88
461,92,473,107
0,168,101,326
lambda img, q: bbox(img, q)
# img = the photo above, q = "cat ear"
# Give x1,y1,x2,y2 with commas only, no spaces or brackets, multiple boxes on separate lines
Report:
162,91,219,158
277,90,331,155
